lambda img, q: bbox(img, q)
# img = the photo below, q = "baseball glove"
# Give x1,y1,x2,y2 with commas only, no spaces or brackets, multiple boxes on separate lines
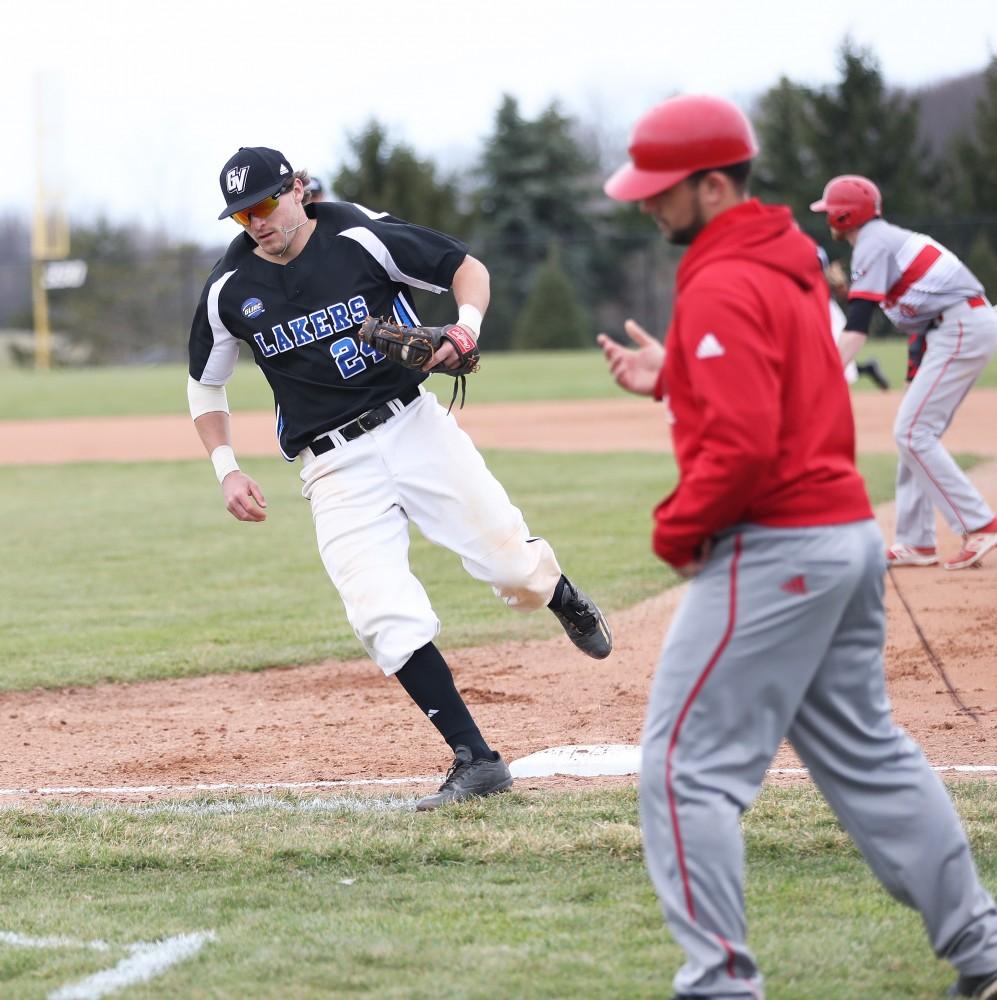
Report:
358,316,480,410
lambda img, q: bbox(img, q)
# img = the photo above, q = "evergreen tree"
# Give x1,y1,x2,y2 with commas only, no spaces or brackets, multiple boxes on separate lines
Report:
966,232,997,295
333,120,468,237
46,219,210,362
809,39,938,218
511,241,591,350
0,214,31,328
752,77,821,218
752,40,940,231
333,120,470,326
475,96,605,349
952,57,997,215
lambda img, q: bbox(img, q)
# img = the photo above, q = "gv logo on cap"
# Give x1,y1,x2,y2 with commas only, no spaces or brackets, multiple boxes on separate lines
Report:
226,166,249,194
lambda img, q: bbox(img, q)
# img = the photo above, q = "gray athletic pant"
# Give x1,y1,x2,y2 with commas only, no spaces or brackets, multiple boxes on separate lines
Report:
640,519,997,998
894,300,997,547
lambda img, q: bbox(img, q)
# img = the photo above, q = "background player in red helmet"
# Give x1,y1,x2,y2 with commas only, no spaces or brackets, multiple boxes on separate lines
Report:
811,175,997,570
599,94,997,1000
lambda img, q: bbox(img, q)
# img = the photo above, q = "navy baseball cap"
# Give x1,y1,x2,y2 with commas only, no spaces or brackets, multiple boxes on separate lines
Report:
218,146,294,220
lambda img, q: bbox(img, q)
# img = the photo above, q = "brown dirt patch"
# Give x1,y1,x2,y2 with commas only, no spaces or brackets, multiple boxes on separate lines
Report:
2,389,997,803
2,389,996,463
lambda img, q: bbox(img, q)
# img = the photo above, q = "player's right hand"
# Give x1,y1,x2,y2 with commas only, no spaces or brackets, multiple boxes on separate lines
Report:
597,319,666,397
221,471,268,522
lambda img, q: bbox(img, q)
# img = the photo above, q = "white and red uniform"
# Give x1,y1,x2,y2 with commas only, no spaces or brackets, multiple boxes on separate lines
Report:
848,219,997,545
849,220,983,333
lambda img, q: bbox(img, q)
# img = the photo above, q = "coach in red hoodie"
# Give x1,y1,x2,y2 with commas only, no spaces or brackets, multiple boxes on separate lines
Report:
599,95,997,1000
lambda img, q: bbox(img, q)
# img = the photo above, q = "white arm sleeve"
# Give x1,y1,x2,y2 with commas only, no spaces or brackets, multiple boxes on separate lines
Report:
187,376,230,419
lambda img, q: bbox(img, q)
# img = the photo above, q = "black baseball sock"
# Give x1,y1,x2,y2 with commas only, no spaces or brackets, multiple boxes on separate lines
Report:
394,642,493,760
548,574,568,608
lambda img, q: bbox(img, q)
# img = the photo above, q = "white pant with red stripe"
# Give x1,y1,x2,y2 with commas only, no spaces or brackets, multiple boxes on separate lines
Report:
640,521,997,999
894,301,997,547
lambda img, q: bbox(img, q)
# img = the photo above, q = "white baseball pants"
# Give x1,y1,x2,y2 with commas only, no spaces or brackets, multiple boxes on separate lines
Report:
894,301,997,546
299,390,562,674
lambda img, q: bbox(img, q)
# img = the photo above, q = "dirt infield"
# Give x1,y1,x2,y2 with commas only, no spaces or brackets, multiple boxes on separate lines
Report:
2,390,997,801
2,389,997,463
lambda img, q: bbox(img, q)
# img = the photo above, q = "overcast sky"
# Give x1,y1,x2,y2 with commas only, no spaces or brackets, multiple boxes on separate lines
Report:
4,0,996,249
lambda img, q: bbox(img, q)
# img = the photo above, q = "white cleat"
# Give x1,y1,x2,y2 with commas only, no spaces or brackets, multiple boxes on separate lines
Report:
886,543,938,567
943,531,997,571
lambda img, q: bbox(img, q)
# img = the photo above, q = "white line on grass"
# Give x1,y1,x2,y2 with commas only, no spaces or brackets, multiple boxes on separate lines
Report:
48,932,216,1000
769,765,997,775
41,793,419,816
0,775,441,797
0,931,216,1000
0,932,110,952
0,761,995,804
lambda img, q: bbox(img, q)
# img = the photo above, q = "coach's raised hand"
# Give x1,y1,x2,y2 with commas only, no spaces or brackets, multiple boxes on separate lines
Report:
597,318,665,397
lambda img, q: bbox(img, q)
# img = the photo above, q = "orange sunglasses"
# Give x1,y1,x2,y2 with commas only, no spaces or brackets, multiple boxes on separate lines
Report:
232,181,293,226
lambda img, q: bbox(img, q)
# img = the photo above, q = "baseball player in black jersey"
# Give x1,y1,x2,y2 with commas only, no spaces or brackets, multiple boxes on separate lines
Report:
187,146,612,810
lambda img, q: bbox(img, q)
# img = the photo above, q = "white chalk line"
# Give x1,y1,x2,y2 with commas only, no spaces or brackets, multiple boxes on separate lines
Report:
769,765,997,775
0,775,442,798
0,931,110,952
1,764,996,806
0,930,216,1000
49,932,216,1000
22,793,420,817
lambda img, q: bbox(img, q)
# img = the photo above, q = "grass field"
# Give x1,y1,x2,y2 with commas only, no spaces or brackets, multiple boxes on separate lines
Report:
2,361,993,1000
2,784,995,999
0,451,913,691
2,339,996,420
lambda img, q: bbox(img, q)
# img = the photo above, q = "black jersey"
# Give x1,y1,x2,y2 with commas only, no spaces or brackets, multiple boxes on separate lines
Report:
188,202,468,459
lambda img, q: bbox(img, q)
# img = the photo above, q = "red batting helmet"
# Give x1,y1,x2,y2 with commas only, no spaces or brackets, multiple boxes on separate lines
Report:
604,95,759,202
809,175,882,230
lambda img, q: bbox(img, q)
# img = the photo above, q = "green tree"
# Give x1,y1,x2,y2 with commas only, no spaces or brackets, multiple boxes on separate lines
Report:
475,96,605,349
752,77,821,218
333,120,471,327
809,39,938,218
47,219,213,363
966,232,997,295
0,214,31,328
511,241,591,350
333,120,468,237
751,40,939,231
952,57,997,215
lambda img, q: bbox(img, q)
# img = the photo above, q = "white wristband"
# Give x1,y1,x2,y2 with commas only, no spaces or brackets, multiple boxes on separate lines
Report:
456,303,482,337
210,445,240,484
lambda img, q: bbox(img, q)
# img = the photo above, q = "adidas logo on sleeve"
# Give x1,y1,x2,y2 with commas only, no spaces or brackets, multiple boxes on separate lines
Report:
695,332,725,359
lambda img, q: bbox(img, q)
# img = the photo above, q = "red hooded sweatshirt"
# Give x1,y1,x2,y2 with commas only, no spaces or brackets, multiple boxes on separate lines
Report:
652,199,873,568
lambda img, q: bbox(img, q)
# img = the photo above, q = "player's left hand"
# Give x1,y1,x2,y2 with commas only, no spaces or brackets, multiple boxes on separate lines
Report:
422,324,477,373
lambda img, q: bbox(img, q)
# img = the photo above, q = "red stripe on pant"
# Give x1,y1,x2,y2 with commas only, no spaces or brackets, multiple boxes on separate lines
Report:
665,533,743,977
906,321,969,532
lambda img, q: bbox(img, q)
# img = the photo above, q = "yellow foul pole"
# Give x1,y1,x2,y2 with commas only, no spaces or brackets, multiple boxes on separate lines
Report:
31,75,69,370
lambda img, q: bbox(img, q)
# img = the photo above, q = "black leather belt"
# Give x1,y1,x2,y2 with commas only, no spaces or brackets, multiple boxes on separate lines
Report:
309,385,421,456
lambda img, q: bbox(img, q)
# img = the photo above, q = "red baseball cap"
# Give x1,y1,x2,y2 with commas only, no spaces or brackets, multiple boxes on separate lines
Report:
605,95,759,202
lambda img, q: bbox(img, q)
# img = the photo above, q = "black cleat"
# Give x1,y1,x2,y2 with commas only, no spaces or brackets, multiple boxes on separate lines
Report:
857,357,890,391
949,971,997,998
549,577,613,660
415,745,513,811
